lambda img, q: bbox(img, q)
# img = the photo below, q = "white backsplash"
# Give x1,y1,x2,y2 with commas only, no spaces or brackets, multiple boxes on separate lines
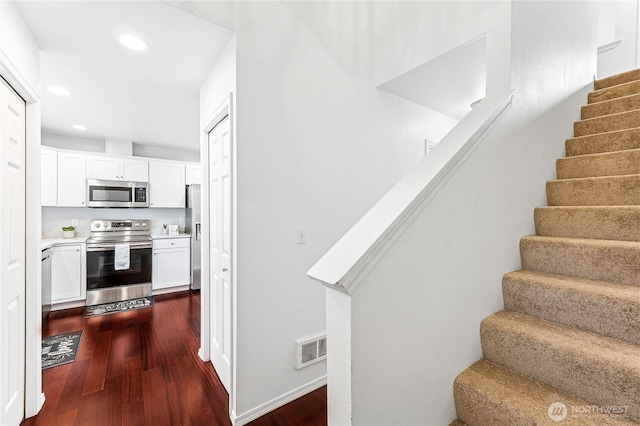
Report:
42,206,186,238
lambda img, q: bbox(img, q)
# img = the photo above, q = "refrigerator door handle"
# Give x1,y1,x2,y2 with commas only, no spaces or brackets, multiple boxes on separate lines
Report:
195,222,201,241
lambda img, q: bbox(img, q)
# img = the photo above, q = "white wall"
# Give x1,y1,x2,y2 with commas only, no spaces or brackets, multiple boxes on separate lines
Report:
596,0,639,79
41,207,186,238
233,3,462,420
342,1,597,424
374,0,511,94
0,0,40,89
186,1,458,422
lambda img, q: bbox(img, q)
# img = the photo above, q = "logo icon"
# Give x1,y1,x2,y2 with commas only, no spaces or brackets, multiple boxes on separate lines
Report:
548,402,568,422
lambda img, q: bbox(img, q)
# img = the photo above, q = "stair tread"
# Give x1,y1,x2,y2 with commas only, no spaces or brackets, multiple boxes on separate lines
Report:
520,235,640,286
483,310,640,364
546,174,640,206
534,206,640,242
503,270,640,345
589,79,640,104
504,269,639,302
481,311,640,421
595,69,640,90
557,148,640,179
454,360,636,425
566,126,640,156
522,234,640,248
574,109,640,137
582,92,640,120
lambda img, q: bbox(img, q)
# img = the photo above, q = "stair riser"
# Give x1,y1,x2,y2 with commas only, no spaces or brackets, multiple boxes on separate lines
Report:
582,94,640,119
589,80,640,104
503,274,640,345
566,128,640,156
546,176,640,206
594,69,640,90
481,319,640,421
520,237,640,287
534,207,640,241
556,150,640,179
574,110,640,137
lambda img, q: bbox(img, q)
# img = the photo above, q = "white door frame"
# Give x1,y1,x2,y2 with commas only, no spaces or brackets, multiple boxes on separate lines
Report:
0,51,43,418
199,93,236,420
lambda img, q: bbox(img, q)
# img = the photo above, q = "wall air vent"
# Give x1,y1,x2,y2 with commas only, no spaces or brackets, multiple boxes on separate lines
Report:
295,333,327,369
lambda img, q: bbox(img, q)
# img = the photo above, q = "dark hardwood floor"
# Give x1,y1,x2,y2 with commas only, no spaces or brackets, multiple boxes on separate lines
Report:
23,291,327,426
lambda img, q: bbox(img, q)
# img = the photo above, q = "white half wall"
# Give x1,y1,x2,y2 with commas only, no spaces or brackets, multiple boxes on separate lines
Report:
341,1,598,424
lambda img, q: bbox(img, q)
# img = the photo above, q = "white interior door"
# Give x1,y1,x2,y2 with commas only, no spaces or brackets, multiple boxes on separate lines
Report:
0,78,26,425
209,115,231,392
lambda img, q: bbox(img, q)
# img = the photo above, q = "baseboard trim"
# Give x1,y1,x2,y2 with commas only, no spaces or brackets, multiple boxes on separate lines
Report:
231,375,327,426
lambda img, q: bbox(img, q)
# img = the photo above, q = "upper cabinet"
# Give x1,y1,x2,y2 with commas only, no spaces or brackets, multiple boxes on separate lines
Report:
185,164,201,185
41,146,197,208
41,147,58,206
87,155,148,182
149,161,185,208
57,152,87,207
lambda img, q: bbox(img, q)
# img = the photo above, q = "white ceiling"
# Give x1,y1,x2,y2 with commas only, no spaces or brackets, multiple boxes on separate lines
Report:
378,36,487,121
14,1,233,152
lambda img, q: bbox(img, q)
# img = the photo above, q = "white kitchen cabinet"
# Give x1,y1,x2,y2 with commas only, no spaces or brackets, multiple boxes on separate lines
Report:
152,238,190,290
185,164,201,185
149,161,185,208
41,147,58,206
87,155,148,182
57,152,87,206
51,243,86,303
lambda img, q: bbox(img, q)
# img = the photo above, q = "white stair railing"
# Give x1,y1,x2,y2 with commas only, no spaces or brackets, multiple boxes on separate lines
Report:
307,89,514,294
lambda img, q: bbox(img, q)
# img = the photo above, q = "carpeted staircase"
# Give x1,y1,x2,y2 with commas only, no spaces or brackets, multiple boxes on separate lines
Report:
451,69,640,425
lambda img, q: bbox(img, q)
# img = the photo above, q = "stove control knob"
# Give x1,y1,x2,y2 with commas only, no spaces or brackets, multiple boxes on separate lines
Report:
94,223,101,228
141,222,147,227
134,222,139,227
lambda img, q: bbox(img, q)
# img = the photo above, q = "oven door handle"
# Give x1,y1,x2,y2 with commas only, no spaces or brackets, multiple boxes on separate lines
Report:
87,242,152,252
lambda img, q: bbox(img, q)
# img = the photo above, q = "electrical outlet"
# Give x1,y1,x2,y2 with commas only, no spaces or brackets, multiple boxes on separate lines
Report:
72,219,78,227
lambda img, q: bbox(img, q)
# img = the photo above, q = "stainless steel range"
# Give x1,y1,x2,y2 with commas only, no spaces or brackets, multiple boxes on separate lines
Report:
86,219,152,306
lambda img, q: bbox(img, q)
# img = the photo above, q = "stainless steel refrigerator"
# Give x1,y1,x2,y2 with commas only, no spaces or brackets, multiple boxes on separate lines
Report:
185,184,201,290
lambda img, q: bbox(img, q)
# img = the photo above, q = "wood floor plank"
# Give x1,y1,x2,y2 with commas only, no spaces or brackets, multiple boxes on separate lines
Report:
22,291,327,426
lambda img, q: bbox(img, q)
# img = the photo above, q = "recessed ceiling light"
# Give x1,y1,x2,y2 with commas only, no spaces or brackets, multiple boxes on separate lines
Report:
72,124,87,131
48,86,72,96
119,34,148,51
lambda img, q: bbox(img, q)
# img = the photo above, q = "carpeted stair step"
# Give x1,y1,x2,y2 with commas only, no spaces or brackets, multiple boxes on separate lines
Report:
453,359,636,426
574,109,640,137
594,68,640,90
589,79,640,104
583,93,640,119
546,174,640,206
534,206,640,241
480,311,640,422
566,127,640,156
557,148,640,179
503,270,640,345
520,235,640,287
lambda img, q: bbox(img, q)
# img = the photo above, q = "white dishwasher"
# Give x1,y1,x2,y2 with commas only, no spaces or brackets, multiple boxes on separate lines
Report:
41,247,52,324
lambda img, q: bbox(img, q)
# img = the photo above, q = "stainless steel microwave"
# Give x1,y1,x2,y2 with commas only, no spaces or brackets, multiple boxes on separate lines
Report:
86,179,149,208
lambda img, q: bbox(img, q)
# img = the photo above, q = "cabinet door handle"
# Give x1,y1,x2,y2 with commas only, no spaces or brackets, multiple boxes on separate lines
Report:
222,268,228,272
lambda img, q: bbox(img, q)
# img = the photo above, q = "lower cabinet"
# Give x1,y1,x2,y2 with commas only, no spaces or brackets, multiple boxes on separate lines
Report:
152,238,190,290
51,243,86,304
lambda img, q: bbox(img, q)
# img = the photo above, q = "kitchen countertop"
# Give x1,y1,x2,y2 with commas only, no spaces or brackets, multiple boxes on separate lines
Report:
151,233,191,240
42,233,191,250
41,236,88,250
